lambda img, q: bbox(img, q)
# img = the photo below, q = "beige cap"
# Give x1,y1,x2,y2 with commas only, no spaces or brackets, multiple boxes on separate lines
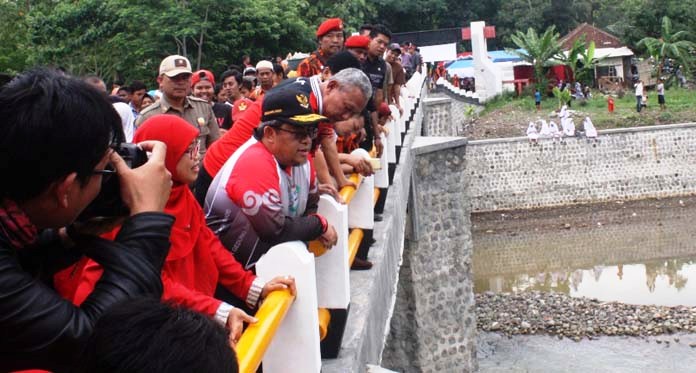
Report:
159,55,192,77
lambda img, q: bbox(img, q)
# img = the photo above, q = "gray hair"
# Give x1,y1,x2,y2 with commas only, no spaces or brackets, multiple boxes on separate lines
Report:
329,67,372,102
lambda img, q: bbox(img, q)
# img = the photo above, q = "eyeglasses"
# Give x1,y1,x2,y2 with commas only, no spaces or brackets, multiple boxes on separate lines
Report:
93,165,116,182
273,126,318,140
186,139,201,159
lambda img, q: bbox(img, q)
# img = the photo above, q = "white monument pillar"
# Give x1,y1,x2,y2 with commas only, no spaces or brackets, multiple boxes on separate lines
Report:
471,21,503,102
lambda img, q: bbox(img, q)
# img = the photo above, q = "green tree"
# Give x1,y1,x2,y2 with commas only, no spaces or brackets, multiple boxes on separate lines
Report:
494,0,550,46
555,35,603,85
509,25,563,89
0,1,31,74
637,16,696,77
575,39,602,85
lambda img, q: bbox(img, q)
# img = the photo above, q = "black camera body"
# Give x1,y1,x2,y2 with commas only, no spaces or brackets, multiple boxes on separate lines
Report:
77,143,148,222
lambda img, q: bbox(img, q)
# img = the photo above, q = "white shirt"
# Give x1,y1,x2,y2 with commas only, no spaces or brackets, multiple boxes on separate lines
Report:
635,82,644,97
112,102,135,142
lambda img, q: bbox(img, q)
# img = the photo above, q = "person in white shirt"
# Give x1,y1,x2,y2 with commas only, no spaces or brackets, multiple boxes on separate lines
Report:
583,116,598,139
634,80,644,113
527,121,539,143
657,78,666,110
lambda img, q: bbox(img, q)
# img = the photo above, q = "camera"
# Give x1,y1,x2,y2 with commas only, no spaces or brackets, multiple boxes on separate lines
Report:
76,143,148,222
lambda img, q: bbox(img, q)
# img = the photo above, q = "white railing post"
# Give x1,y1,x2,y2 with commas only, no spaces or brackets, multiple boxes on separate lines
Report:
348,149,375,229
314,195,350,309
257,242,321,373
374,131,390,188
388,105,402,146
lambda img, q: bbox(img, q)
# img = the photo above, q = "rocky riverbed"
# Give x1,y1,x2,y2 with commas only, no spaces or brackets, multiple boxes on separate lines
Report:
477,291,696,344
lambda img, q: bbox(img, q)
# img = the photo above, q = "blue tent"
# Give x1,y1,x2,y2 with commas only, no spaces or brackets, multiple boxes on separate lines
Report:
487,50,524,63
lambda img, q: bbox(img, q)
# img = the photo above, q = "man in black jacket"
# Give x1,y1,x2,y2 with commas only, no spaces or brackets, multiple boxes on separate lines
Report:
0,68,174,372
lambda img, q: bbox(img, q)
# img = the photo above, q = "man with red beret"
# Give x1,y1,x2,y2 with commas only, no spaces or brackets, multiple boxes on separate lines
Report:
296,18,344,78
345,35,370,64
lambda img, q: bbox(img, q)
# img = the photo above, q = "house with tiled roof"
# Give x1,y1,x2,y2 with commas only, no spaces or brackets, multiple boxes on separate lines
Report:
560,23,634,86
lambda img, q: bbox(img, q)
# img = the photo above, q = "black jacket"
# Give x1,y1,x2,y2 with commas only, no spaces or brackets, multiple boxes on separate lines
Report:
0,212,174,372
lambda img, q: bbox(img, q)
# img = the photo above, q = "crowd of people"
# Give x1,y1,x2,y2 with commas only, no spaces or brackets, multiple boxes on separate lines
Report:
0,17,417,373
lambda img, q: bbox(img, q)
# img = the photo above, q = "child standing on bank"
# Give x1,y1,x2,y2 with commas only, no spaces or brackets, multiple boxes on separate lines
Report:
657,78,666,110
535,89,542,112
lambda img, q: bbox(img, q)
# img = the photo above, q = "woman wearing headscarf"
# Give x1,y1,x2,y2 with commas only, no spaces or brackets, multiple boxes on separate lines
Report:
57,115,295,344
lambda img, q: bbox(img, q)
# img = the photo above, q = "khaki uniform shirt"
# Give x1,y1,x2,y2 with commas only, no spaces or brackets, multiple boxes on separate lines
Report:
136,95,220,157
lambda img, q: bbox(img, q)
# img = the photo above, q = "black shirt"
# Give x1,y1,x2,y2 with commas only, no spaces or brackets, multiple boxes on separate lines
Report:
213,102,232,130
362,56,388,93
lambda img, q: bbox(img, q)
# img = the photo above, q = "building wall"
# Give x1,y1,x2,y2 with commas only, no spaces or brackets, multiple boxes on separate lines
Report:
466,123,696,212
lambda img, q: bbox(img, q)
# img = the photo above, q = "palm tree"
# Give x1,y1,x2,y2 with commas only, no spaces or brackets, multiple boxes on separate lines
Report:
555,35,603,86
637,16,696,78
509,26,563,90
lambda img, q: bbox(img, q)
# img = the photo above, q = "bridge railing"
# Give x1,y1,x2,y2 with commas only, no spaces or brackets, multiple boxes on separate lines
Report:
235,70,425,373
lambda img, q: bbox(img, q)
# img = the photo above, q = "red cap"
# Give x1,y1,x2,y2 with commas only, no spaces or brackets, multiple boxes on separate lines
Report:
316,18,343,38
345,35,370,49
191,69,215,88
378,102,392,117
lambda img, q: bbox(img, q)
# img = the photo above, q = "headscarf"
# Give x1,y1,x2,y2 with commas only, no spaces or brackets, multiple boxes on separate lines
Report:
134,115,200,260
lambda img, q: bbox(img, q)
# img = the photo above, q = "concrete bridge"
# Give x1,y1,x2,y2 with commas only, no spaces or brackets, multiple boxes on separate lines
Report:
320,80,696,371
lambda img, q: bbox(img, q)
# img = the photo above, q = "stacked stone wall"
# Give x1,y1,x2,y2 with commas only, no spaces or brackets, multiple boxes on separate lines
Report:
382,139,477,373
466,123,696,212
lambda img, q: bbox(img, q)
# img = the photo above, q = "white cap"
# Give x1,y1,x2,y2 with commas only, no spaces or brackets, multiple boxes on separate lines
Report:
159,55,192,77
255,60,274,72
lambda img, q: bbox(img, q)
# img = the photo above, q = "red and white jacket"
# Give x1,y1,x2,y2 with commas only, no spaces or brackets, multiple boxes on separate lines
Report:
205,137,325,269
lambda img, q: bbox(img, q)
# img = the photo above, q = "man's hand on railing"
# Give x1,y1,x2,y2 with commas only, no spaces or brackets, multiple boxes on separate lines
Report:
227,308,257,348
261,276,297,300
373,125,385,158
344,154,374,176
318,224,338,248
318,183,345,204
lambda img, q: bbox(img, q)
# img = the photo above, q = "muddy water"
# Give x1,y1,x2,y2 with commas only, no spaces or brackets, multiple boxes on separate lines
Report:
472,196,696,306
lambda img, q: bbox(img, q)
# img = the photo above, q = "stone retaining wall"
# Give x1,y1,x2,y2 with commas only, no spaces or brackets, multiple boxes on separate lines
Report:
466,123,696,212
382,137,477,373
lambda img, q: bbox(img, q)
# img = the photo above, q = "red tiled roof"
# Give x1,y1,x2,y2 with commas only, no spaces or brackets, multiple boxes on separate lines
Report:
560,23,623,50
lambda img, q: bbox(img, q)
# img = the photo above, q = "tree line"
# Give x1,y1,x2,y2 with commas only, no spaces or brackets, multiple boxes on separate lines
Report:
2,0,696,84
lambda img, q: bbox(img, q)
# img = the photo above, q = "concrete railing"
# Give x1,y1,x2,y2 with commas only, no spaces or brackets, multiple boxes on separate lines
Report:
236,71,426,373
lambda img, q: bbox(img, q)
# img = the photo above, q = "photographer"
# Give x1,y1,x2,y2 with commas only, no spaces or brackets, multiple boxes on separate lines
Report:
0,68,173,372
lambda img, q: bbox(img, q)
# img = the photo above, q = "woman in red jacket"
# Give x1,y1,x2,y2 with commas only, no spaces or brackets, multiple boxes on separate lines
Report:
60,114,295,344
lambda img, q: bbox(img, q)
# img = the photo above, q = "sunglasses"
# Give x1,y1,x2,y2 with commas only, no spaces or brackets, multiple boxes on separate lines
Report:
274,126,318,140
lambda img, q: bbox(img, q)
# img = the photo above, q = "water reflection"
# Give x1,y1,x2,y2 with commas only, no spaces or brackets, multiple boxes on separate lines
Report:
474,258,696,306
472,197,696,306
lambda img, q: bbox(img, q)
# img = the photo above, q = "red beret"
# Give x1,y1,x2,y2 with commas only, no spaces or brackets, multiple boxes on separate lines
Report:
378,102,392,117
191,69,215,88
345,35,370,49
316,18,343,38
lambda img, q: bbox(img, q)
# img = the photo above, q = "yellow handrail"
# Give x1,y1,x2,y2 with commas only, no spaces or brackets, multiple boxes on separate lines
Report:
318,308,331,340
347,229,364,266
309,172,363,257
338,173,362,204
237,288,296,373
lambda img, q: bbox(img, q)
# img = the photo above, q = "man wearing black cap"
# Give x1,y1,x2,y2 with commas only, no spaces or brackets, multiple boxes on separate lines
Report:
204,87,338,268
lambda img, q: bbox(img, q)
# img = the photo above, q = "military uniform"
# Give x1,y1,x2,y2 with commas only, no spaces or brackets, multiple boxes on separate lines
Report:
136,95,220,157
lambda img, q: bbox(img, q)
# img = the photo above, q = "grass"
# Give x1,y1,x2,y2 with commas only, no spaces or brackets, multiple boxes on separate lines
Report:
479,86,696,131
